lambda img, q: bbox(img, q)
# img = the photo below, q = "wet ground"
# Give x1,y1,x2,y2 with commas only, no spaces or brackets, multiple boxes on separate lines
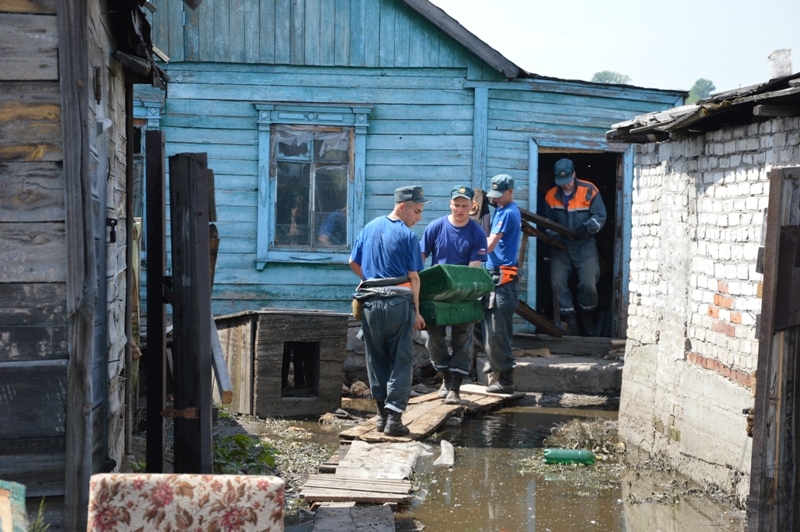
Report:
283,401,747,531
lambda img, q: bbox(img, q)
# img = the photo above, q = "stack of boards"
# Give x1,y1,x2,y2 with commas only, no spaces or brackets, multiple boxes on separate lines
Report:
418,264,494,327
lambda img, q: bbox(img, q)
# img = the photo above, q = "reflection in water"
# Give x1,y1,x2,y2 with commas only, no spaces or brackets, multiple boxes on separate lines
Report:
396,407,744,532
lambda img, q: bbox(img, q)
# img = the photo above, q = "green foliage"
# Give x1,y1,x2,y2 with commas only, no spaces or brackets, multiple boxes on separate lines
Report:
29,498,50,532
591,70,631,84
129,459,146,473
213,433,278,475
686,78,716,104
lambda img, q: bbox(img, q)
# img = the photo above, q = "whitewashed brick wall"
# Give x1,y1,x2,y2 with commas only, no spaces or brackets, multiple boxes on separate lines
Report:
627,116,800,381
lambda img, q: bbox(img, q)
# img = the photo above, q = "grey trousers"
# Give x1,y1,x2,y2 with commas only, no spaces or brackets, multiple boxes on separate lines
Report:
361,293,415,413
481,278,519,373
425,322,474,376
550,237,600,313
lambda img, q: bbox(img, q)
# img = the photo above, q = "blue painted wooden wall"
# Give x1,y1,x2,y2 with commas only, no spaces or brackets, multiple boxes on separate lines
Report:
140,0,682,317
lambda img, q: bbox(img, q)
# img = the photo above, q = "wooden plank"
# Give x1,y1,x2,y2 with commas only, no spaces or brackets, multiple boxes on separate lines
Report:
0,282,65,326
0,1,57,14
214,313,255,414
0,361,67,439
335,440,427,479
145,130,167,472
318,0,334,66
58,1,94,527
229,0,246,63
312,506,395,532
363,0,380,67
289,0,304,64
210,310,233,405
0,324,67,361
258,0,275,63
168,0,184,62
516,300,563,338
274,0,290,63
0,82,62,162
169,152,213,473
377,0,394,67
303,0,320,66
392,0,408,67
333,0,349,66
0,452,64,496
0,13,58,80
0,222,65,283
348,0,364,66
518,206,577,238
0,162,64,222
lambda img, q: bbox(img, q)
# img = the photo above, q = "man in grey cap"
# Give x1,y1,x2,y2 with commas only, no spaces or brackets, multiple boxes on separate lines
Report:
350,186,429,436
544,158,607,336
420,185,488,404
481,174,521,394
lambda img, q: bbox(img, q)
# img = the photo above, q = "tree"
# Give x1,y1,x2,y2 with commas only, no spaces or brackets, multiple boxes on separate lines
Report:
686,78,716,104
591,71,631,84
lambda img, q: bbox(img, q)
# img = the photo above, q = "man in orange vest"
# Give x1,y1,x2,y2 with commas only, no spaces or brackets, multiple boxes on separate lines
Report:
544,158,607,336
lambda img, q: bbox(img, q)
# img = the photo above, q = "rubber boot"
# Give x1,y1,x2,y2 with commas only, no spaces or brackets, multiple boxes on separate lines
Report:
486,369,514,394
578,310,596,337
445,373,464,405
375,401,387,432
384,410,410,436
438,369,451,399
564,313,579,336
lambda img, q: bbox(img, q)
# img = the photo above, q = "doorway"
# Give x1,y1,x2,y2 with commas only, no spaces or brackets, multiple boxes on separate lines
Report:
534,152,622,338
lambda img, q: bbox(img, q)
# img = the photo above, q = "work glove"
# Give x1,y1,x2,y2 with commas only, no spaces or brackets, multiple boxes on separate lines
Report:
575,225,588,239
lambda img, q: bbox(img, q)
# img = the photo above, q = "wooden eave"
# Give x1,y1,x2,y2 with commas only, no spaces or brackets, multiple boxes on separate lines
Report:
401,0,526,79
606,72,800,143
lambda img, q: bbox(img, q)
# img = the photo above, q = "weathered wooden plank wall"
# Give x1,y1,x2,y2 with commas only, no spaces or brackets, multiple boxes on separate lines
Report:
150,0,468,70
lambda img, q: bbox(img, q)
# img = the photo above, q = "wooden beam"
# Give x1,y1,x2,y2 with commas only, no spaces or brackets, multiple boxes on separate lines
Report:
521,220,564,251
516,300,562,338
58,0,94,529
753,104,800,117
518,206,577,239
210,310,233,405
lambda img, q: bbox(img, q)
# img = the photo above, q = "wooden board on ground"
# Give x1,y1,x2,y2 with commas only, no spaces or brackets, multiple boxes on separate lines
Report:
319,443,351,473
335,440,429,479
300,474,412,504
339,387,523,442
312,505,395,531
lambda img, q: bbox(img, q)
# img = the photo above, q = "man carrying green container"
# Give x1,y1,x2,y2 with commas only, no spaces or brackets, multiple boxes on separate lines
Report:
420,185,488,404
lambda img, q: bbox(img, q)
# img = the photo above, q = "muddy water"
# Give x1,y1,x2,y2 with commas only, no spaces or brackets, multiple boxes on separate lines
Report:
288,403,747,531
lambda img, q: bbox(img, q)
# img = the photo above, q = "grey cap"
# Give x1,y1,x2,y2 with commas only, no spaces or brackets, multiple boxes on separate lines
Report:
394,185,431,204
554,158,575,186
486,174,514,198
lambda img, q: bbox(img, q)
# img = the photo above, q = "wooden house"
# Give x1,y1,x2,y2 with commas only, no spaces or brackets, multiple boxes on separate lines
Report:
0,0,187,528
136,0,683,338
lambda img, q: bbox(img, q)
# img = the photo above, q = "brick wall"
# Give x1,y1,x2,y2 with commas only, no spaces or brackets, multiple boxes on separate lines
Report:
620,116,800,507
628,117,800,381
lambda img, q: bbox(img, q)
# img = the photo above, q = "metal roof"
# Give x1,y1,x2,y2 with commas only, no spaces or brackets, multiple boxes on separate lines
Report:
607,72,800,143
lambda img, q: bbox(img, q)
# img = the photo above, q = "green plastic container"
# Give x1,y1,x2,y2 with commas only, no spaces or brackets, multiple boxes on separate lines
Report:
419,264,494,303
419,299,484,327
543,448,596,465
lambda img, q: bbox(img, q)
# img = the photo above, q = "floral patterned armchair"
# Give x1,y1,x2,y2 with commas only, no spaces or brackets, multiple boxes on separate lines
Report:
87,473,284,531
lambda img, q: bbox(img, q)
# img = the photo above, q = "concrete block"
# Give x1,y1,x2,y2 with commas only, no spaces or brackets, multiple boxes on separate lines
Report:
477,355,622,395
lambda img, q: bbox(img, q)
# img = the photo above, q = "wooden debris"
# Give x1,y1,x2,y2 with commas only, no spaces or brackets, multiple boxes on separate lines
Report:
312,505,395,531
299,475,412,504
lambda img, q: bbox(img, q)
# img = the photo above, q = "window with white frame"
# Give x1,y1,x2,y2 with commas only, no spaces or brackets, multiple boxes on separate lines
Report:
255,104,370,269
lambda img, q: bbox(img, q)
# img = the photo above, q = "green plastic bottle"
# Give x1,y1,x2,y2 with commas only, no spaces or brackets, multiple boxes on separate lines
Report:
543,448,596,465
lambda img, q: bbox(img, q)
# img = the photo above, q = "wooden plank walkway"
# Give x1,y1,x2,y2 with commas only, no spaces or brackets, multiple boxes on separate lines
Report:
300,475,412,504
312,505,395,531
339,384,524,442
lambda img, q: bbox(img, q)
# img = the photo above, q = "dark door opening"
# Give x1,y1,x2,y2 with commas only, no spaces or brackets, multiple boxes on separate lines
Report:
535,152,622,338
281,341,320,398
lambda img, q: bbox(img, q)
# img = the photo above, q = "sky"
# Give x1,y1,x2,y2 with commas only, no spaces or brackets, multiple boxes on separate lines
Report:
428,0,800,94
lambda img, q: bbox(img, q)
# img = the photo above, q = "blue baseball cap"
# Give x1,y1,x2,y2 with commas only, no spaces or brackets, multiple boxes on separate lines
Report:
554,158,575,186
486,174,514,198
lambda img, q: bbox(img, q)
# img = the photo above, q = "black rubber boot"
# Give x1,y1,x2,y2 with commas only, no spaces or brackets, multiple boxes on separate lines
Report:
384,410,410,436
375,401,387,432
486,369,514,394
438,369,451,399
564,313,580,336
578,310,596,337
445,373,464,405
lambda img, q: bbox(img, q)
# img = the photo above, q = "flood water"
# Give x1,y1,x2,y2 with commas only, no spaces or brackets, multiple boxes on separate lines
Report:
287,402,747,531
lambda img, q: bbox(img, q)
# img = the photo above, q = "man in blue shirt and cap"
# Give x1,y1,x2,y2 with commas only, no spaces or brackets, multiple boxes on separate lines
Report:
481,174,521,394
420,185,488,404
350,186,429,436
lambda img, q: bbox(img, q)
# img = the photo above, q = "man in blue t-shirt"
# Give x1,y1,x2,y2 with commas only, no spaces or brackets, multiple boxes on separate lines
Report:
481,174,521,394
350,186,429,436
420,185,488,405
